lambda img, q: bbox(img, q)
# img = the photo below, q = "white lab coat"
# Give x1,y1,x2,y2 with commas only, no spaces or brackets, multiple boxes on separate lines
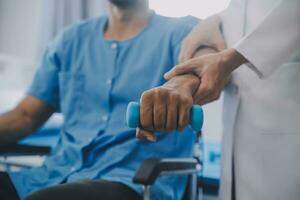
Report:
219,0,300,199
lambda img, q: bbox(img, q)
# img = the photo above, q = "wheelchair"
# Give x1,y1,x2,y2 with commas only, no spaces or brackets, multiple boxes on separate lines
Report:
133,136,203,200
127,102,219,200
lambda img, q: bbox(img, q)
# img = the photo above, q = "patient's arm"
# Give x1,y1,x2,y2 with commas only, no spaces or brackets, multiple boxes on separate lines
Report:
0,96,54,146
137,48,216,141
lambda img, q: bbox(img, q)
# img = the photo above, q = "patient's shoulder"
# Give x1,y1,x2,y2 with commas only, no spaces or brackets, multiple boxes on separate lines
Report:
44,16,106,65
59,16,106,42
154,14,199,44
155,14,199,32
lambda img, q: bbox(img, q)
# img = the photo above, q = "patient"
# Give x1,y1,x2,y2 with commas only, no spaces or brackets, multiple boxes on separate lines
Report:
0,0,201,200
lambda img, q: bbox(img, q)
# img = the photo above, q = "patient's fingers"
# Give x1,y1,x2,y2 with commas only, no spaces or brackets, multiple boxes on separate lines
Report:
136,128,157,142
153,89,167,131
165,96,179,131
140,91,154,130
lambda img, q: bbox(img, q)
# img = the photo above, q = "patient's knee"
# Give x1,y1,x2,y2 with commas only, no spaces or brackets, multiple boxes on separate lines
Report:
25,191,47,200
25,188,55,200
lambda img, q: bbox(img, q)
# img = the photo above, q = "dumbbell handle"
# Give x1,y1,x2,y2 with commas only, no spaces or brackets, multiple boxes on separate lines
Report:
126,102,204,132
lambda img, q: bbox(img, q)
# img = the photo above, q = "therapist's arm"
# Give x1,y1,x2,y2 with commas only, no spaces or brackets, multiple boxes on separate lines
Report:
234,0,300,78
165,0,300,105
165,48,247,105
0,96,54,146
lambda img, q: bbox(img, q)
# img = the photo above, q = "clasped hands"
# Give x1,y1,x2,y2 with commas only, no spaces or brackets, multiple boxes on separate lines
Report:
136,15,247,142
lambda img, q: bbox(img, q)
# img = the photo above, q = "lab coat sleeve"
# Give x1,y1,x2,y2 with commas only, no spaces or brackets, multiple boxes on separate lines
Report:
234,0,300,78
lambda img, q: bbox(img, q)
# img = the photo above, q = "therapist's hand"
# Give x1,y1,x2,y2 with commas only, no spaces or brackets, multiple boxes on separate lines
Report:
165,48,248,105
179,15,226,63
136,74,200,142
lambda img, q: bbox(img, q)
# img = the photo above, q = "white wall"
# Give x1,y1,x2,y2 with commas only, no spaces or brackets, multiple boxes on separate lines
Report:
0,0,44,114
0,0,43,62
150,0,230,18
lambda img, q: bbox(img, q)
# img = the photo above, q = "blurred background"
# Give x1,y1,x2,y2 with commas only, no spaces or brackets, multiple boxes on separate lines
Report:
0,0,230,184
0,0,230,137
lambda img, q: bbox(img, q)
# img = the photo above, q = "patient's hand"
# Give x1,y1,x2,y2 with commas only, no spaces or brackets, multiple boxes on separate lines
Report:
136,74,200,142
136,48,217,142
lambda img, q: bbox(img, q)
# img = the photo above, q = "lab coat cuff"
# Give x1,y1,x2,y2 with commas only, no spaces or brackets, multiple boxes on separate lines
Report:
233,41,271,79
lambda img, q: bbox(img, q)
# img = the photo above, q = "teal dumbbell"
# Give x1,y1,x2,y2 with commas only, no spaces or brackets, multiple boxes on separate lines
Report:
126,102,204,132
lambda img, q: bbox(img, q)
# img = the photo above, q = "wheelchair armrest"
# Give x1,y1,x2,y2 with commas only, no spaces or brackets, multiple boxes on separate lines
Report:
133,158,200,185
0,143,51,156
